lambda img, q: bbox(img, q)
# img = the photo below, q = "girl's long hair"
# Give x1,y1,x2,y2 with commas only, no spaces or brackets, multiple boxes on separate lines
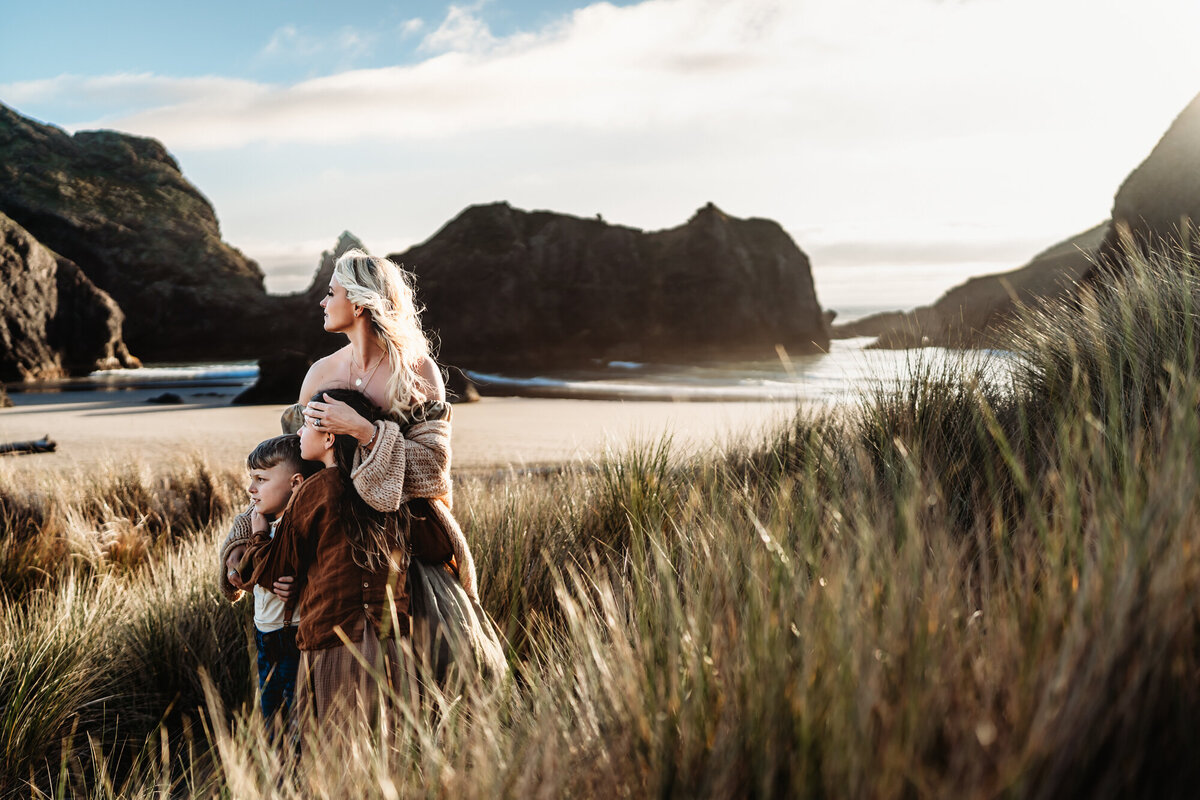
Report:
313,387,404,572
333,248,433,419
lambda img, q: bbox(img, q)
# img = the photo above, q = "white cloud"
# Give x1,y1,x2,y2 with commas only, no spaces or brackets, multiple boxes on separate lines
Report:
35,0,1195,156
0,73,266,115
257,22,377,63
419,2,497,54
261,24,309,57
400,18,425,38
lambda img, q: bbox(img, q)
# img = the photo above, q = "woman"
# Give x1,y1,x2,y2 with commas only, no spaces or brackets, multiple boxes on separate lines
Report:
220,249,502,699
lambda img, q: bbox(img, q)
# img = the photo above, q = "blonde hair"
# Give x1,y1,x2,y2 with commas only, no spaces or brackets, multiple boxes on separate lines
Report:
333,248,433,419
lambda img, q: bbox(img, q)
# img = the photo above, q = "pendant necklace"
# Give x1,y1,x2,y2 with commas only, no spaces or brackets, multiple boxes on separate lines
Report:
350,349,385,389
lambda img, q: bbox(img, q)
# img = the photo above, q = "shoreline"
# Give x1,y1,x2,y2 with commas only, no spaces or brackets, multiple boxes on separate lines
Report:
0,388,813,478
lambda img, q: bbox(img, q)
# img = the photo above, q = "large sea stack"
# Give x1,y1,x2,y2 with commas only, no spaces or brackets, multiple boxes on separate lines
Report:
384,202,827,368
0,211,137,380
0,102,269,361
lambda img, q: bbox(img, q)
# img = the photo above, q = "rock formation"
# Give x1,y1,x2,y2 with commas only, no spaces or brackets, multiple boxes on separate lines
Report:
388,202,827,368
232,349,314,406
838,90,1200,350
1105,91,1200,255
835,223,1106,347
0,102,826,375
0,211,138,380
0,102,269,361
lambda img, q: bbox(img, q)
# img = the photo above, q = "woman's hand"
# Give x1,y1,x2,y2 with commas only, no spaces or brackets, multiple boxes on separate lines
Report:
250,510,269,535
225,547,248,591
304,393,376,444
273,575,295,601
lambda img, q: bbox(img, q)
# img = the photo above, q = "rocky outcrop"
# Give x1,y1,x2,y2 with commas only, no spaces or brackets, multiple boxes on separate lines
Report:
0,102,269,361
834,90,1200,350
841,90,1200,350
232,349,314,406
0,211,138,380
283,231,366,358
1,99,826,372
1105,92,1200,255
231,233,363,404
385,202,827,368
835,223,1106,348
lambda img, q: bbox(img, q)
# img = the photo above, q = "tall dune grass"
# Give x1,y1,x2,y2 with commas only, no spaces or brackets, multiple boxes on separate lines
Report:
3,244,1200,797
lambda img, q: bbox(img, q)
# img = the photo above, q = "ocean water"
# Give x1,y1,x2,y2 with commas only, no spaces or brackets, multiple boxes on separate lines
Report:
3,289,1019,404
3,339,1018,405
6,362,259,394
464,338,1017,404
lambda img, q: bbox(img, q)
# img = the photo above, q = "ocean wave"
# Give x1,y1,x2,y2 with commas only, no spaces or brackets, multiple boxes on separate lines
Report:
90,363,259,383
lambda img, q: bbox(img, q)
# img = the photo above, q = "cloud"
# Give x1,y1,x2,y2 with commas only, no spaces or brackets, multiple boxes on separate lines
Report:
261,24,314,58
418,2,497,54
400,18,425,38
23,0,1192,156
0,73,266,117
8,0,1200,281
257,22,378,63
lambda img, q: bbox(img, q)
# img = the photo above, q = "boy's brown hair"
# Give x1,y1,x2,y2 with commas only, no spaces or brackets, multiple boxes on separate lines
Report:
246,434,322,478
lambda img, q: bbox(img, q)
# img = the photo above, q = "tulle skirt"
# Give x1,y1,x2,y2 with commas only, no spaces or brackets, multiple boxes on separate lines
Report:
408,559,508,688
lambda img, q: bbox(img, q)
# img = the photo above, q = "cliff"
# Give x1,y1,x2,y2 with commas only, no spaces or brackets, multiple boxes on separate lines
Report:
0,102,825,373
835,223,1106,347
1104,91,1200,255
0,102,269,361
839,90,1200,350
0,211,137,380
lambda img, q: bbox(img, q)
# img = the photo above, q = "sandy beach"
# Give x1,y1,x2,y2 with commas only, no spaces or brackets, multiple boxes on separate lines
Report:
0,387,811,478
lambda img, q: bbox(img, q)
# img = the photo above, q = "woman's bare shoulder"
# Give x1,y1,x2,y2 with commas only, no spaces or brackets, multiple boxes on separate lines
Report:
416,355,446,402
299,347,350,403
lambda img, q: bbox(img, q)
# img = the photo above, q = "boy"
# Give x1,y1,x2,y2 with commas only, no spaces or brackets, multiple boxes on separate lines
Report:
220,434,321,721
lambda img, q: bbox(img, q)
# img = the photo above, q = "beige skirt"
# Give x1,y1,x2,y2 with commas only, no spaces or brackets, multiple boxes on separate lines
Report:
293,620,419,733
293,566,506,732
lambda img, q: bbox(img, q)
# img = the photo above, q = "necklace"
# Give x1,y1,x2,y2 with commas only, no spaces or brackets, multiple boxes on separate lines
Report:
350,348,385,390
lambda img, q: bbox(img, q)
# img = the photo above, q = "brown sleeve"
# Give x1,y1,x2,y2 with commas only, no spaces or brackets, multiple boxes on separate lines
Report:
243,476,336,591
407,498,454,564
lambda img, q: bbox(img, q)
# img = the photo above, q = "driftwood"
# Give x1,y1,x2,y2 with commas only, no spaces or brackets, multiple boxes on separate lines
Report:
0,435,56,456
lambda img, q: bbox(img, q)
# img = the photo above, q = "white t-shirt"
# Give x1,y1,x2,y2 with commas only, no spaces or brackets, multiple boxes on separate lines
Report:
253,521,300,633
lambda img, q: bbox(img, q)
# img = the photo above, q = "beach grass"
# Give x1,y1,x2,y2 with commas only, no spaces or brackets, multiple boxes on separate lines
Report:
4,243,1200,797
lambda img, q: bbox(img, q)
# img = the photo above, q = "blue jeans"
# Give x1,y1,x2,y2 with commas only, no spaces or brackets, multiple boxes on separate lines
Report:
255,626,300,721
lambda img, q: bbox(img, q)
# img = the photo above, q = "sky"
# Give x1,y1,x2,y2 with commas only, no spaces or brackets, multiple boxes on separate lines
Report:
4,0,1200,311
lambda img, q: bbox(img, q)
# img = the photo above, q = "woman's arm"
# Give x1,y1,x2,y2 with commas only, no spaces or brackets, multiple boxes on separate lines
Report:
217,505,256,601
305,355,445,443
350,411,452,512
